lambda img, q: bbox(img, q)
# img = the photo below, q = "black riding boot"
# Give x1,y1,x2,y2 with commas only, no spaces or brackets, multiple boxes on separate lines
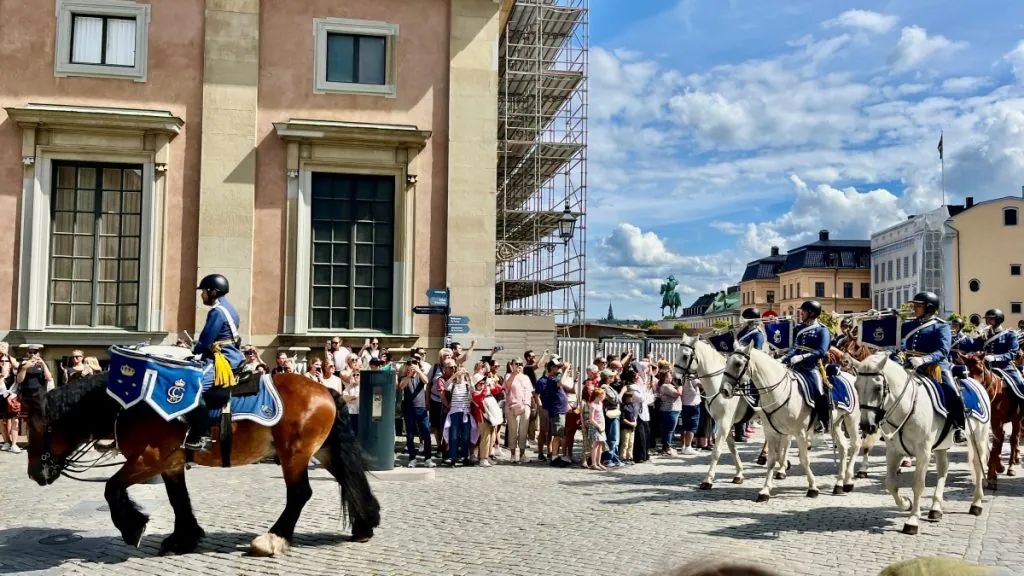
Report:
815,394,831,432
183,395,210,451
949,392,967,443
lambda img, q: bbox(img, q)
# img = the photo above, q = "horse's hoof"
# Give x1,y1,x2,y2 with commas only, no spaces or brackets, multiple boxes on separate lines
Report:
785,460,793,472
350,530,373,543
902,524,919,536
996,463,1006,474
986,480,997,491
901,459,912,468
833,485,843,495
755,493,770,503
699,481,713,490
774,472,787,480
807,489,819,499
121,522,147,550
928,510,943,522
855,470,868,479
159,528,204,556
1008,468,1016,477
843,484,855,493
250,533,290,557
731,476,744,485
756,455,767,466
969,505,983,517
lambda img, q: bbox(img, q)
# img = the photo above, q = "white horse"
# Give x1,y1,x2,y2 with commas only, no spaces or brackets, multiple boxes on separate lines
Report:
851,352,989,535
674,335,758,488
722,342,863,501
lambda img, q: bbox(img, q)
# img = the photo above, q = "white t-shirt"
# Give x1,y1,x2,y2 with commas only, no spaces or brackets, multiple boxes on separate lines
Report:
343,382,360,414
322,375,343,394
330,348,351,372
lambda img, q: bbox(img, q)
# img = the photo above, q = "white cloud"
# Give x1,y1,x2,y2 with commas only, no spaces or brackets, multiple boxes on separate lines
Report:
1005,41,1024,82
824,10,899,34
888,26,968,72
940,76,991,93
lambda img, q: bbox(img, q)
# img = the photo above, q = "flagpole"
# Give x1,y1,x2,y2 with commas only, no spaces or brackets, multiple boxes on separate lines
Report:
939,130,945,207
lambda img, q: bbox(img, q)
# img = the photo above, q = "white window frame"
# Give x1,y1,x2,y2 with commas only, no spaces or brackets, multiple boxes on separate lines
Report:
54,0,150,82
313,17,398,98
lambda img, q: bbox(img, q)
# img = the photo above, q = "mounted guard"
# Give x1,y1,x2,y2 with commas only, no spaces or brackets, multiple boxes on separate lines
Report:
968,309,1024,400
780,300,831,430
183,273,245,451
900,292,965,432
949,317,967,362
736,308,766,350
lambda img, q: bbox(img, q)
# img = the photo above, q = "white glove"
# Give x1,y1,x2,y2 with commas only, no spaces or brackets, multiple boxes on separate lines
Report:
908,356,926,369
984,355,997,363
789,354,807,365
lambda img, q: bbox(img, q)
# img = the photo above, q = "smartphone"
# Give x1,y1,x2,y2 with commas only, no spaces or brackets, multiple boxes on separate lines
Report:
481,355,492,364
494,345,505,352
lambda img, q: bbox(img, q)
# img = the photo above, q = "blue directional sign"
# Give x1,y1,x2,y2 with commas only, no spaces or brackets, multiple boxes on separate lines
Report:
426,288,449,308
447,324,471,334
413,305,448,315
447,316,470,325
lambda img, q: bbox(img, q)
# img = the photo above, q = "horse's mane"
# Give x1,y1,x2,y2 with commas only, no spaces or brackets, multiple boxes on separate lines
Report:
692,338,724,368
962,355,1003,399
45,371,119,438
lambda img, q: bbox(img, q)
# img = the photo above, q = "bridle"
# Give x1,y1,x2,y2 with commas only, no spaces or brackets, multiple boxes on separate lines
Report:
37,415,123,484
673,340,726,405
856,360,917,439
723,348,791,422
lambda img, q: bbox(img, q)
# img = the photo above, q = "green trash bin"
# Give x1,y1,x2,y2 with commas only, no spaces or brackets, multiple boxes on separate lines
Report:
357,370,397,471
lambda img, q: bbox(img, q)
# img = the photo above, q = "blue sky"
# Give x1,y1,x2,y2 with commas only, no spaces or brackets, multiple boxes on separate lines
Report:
584,0,1024,320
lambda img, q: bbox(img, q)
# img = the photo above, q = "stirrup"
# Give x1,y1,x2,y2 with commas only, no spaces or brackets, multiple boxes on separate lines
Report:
182,436,212,452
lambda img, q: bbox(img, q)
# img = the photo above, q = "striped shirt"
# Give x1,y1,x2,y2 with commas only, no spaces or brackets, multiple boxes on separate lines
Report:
446,380,472,414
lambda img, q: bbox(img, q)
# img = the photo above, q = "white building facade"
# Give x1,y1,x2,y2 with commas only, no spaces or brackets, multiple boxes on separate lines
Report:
870,206,953,316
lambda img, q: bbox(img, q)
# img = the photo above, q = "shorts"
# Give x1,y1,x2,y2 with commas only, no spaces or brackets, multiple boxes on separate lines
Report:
678,405,700,434
429,399,443,429
548,413,566,438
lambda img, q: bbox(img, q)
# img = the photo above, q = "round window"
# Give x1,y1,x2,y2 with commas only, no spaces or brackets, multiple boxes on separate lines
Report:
970,314,982,326
968,279,981,293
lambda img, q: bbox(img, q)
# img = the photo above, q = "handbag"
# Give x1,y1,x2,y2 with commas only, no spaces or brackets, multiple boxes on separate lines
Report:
3,395,21,417
605,408,621,419
483,395,504,426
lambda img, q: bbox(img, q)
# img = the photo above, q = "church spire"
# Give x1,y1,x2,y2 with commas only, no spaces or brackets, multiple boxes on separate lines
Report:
606,302,615,322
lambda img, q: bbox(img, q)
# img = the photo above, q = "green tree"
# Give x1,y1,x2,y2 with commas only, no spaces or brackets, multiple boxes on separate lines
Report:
639,319,657,329
948,312,978,334
673,322,690,331
819,310,840,335
712,319,730,329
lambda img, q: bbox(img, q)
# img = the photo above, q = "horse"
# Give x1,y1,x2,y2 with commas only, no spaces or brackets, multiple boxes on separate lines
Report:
721,342,862,501
828,341,887,478
959,352,1022,488
674,335,763,489
851,352,989,535
21,371,380,557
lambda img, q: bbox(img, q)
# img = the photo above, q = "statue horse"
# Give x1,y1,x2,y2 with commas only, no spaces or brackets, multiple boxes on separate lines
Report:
722,342,862,501
21,370,380,557
959,352,1022,489
852,352,989,535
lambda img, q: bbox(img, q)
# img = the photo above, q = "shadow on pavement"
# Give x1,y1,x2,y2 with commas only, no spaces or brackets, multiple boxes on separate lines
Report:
0,527,356,573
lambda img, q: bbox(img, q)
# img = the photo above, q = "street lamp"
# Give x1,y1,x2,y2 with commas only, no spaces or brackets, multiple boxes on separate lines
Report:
557,202,577,242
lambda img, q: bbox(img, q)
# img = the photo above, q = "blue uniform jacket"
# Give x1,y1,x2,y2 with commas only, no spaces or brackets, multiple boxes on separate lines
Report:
781,321,830,372
900,317,951,370
736,325,766,350
979,328,1021,368
194,298,244,371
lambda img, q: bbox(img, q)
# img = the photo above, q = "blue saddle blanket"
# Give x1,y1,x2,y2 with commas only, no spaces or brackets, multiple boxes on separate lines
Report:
793,370,855,414
993,367,1024,402
207,374,284,427
107,345,204,421
918,375,991,424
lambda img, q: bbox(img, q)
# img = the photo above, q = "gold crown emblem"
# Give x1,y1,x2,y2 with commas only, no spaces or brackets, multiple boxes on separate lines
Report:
120,365,136,377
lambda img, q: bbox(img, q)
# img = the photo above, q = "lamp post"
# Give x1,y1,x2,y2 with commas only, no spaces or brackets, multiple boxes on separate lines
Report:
557,202,577,242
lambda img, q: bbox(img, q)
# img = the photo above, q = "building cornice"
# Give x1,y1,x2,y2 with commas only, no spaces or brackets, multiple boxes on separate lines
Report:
273,119,431,149
4,103,183,137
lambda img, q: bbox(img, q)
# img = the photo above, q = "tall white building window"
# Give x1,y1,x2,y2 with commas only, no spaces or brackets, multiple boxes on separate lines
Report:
314,18,398,97
55,0,150,81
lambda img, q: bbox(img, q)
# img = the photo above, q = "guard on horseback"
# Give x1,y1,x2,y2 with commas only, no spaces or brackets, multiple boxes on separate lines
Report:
949,317,967,362
183,273,244,451
901,291,965,433
736,308,766,350
780,300,831,431
977,309,1024,394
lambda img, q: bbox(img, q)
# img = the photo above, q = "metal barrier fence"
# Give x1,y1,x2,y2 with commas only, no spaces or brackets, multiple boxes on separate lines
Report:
646,339,682,362
556,337,598,375
600,338,644,361
555,337,683,368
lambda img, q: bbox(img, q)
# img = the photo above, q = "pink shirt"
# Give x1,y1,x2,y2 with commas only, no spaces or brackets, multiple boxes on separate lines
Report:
504,373,533,409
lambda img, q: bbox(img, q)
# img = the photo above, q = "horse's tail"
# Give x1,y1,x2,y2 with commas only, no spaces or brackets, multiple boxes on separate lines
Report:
319,389,380,537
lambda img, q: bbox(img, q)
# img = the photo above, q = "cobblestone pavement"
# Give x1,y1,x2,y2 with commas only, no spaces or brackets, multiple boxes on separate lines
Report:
1,433,1023,575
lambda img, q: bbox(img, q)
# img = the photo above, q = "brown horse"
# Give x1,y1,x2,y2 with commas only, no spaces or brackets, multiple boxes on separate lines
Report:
959,352,1022,490
21,372,379,557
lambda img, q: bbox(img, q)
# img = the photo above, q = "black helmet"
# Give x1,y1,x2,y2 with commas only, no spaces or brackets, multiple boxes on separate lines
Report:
741,307,760,320
950,317,964,327
909,291,939,313
984,308,1005,325
840,316,853,328
799,300,822,318
197,274,230,296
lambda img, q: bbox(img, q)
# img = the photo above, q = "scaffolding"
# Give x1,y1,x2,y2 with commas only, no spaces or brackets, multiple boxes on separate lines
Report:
495,0,588,324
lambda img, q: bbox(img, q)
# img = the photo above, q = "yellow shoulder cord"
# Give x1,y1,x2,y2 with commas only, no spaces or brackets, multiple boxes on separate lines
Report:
212,341,237,388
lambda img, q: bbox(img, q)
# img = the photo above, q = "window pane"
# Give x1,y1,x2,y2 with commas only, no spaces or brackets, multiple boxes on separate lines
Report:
98,282,117,304
357,35,386,85
102,190,121,213
72,16,103,64
118,306,137,328
353,309,372,329
100,237,119,258
374,266,391,289
97,305,117,326
51,281,72,303
311,309,331,329
313,221,332,242
312,287,331,307
354,266,372,286
75,304,95,325
122,191,142,213
330,310,348,330
355,244,373,265
373,309,391,330
332,288,348,307
373,288,390,307
72,258,93,281
51,304,71,325
1006,209,1019,226
120,283,138,305
332,265,349,285
101,214,121,235
53,235,73,257
332,244,349,264
312,265,331,285
74,213,95,234
105,18,136,66
57,166,76,188
73,282,94,304
354,288,372,308
77,167,96,190
313,243,332,264
76,189,95,212
355,223,373,243
121,259,139,281
325,33,355,83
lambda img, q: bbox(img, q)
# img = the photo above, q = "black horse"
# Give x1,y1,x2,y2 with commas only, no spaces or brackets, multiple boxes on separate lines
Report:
22,372,380,556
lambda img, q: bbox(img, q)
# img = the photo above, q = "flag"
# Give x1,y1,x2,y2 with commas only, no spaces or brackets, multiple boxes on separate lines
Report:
937,133,943,160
